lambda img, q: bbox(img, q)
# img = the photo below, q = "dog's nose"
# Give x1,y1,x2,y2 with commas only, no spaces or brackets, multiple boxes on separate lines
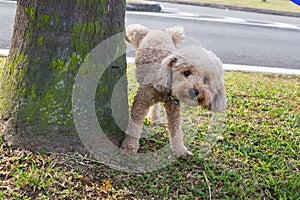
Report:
189,88,199,97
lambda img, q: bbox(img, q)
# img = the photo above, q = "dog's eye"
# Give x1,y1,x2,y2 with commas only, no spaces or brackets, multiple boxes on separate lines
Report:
203,76,209,84
184,70,191,77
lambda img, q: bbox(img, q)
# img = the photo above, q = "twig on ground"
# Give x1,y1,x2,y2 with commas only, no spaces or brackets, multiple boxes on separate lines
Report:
203,171,212,200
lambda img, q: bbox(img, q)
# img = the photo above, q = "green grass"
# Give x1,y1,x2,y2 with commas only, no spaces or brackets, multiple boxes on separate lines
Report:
1,59,300,199
0,57,5,77
173,0,300,13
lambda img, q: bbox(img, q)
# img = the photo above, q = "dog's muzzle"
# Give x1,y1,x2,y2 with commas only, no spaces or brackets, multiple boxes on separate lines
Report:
191,89,212,110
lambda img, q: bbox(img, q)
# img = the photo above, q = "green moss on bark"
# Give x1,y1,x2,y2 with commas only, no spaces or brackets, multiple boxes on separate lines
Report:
37,36,44,46
25,7,35,19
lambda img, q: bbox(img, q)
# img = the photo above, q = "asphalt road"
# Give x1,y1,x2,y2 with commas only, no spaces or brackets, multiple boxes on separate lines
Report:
1,1,300,69
126,2,300,69
0,1,16,49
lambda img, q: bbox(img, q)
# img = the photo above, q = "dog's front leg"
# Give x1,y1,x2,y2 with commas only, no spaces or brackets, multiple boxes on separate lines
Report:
121,86,157,154
164,102,192,157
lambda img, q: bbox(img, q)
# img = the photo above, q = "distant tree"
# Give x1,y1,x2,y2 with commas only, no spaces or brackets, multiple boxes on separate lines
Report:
0,0,127,153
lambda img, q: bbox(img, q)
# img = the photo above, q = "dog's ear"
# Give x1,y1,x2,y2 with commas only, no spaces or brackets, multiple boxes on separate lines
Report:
153,54,178,90
211,83,227,112
126,24,149,49
166,26,185,47
161,54,178,68
206,49,227,112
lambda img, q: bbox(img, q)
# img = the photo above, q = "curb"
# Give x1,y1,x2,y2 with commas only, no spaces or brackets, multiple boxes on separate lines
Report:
222,64,300,75
0,0,16,3
126,57,300,75
0,49,9,57
145,0,300,17
127,1,162,12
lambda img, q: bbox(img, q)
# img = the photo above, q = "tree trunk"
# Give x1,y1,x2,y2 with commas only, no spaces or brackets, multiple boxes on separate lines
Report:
0,0,127,153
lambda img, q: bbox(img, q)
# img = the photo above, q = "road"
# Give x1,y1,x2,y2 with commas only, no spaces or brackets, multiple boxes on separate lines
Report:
1,1,300,69
0,1,16,49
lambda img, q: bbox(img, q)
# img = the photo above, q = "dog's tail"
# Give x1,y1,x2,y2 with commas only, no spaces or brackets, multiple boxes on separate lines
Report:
166,26,185,47
125,24,149,50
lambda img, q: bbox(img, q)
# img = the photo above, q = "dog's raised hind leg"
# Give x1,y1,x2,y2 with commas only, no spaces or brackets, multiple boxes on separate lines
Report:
148,103,161,124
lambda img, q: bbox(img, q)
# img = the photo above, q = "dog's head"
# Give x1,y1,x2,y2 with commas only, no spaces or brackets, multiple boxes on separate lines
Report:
160,45,227,112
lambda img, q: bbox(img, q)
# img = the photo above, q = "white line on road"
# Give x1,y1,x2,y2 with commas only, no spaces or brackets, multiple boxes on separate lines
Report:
176,11,199,17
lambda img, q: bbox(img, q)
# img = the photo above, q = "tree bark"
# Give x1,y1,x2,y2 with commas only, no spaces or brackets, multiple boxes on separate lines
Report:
0,0,127,153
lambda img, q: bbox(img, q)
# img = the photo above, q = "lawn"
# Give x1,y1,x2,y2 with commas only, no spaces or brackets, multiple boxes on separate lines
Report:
0,59,300,199
0,57,5,78
168,0,300,13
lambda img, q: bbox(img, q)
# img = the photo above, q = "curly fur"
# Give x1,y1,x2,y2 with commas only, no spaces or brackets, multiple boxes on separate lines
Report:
122,24,227,157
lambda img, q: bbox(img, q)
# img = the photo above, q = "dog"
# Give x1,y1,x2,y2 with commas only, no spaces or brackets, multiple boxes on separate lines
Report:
121,24,227,157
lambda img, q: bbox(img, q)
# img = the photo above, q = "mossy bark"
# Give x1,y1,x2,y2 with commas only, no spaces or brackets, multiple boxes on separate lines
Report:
0,0,127,153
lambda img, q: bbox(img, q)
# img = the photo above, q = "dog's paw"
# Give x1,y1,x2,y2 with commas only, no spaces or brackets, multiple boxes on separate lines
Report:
120,147,138,154
173,146,193,158
150,119,165,126
120,143,139,154
120,135,140,154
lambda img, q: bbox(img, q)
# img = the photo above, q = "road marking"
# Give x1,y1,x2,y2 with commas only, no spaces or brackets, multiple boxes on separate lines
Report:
1,50,299,75
176,11,199,17
162,7,179,12
126,11,300,30
273,22,300,29
126,57,300,75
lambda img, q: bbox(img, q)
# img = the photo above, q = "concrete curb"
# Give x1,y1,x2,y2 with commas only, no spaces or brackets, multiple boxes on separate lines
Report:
145,0,300,17
222,63,300,75
127,1,162,12
0,49,9,57
0,0,16,3
126,57,300,75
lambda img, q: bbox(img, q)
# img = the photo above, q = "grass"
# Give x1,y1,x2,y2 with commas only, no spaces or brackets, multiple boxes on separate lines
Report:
171,0,300,13
0,57,5,77
1,58,300,199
